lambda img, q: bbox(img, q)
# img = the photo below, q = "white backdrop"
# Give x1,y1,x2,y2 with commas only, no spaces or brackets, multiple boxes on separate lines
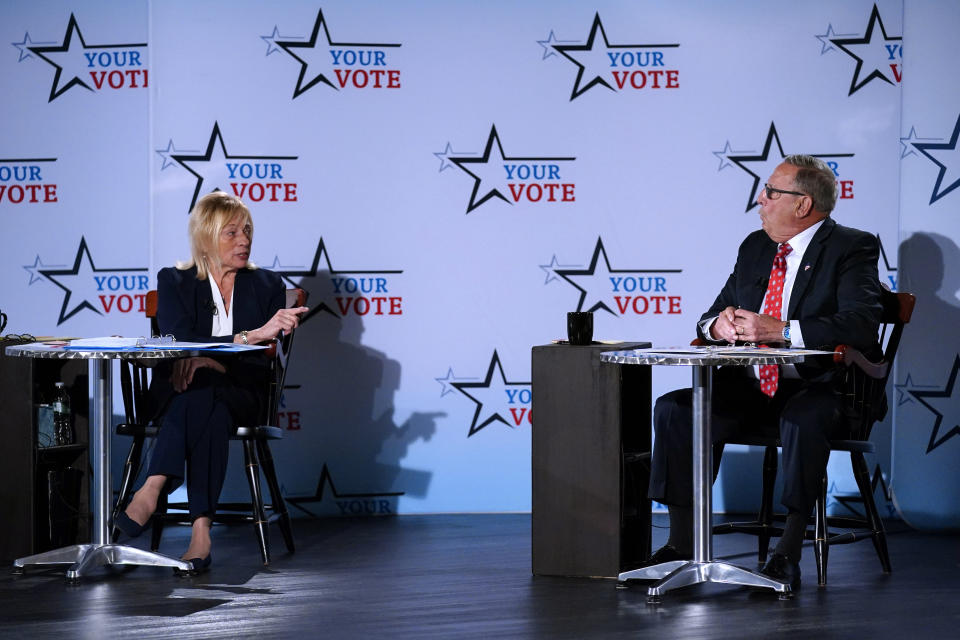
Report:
2,0,957,529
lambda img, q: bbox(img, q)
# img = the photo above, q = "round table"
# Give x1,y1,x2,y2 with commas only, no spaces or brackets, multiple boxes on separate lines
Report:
601,346,833,600
5,341,212,579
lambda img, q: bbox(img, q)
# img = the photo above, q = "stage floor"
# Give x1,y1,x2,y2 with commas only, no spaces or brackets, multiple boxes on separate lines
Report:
0,514,957,639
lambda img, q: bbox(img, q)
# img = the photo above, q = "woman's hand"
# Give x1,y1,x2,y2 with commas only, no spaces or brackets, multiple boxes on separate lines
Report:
239,306,309,345
170,357,226,392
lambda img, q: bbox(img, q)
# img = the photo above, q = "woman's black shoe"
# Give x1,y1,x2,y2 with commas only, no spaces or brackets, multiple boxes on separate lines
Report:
114,512,150,539
174,555,212,576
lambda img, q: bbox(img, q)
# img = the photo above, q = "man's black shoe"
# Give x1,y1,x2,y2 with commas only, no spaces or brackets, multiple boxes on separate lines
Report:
638,544,692,568
760,553,801,590
617,544,692,588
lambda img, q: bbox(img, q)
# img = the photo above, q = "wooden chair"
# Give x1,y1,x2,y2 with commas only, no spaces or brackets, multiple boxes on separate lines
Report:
712,287,916,586
111,287,307,565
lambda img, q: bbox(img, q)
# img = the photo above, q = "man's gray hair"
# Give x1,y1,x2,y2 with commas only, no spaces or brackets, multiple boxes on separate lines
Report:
784,154,837,214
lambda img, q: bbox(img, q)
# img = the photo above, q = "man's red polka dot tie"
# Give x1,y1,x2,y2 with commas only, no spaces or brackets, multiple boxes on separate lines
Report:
759,242,792,397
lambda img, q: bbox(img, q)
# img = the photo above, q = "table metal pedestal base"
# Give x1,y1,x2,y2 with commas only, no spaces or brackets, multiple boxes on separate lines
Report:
599,353,814,602
14,544,192,579
618,560,792,600
6,356,194,580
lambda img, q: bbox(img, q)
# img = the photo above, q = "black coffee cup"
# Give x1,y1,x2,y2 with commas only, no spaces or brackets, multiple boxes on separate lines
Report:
567,311,594,345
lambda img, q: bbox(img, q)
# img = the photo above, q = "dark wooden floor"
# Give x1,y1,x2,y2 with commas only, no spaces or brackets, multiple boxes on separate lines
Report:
0,514,957,639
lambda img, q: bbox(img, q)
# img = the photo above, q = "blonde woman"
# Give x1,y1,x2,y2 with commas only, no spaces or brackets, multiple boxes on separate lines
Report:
115,191,307,573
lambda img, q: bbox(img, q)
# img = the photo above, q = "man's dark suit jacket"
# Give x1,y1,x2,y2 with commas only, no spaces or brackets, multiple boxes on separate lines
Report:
149,265,286,419
696,217,883,379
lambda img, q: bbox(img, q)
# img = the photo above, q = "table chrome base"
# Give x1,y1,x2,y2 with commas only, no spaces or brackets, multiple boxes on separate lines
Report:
13,544,192,579
618,560,792,600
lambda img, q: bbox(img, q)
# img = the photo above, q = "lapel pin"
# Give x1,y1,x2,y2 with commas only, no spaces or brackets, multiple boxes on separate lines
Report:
804,265,811,271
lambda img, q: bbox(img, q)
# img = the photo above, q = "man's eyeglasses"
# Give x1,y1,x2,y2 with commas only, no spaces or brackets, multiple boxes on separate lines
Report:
763,183,807,199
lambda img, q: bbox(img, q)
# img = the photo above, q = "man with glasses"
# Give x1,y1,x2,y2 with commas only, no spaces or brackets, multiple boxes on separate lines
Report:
645,155,883,589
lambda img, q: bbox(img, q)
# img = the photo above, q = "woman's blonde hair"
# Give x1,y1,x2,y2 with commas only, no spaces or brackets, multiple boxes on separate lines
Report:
177,191,255,280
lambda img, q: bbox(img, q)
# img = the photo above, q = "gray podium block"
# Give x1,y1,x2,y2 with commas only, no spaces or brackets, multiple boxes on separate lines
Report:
531,342,651,578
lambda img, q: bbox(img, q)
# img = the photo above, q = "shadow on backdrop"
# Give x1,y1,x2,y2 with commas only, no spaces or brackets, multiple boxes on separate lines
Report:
891,232,960,529
275,270,442,518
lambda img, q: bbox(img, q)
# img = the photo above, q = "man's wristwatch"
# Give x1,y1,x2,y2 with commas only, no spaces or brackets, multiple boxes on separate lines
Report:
781,323,791,345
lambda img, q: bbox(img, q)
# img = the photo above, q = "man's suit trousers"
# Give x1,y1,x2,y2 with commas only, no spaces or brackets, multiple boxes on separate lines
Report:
648,368,849,518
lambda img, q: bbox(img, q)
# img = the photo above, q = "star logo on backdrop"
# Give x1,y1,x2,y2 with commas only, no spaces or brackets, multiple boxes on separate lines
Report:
26,13,147,102
12,31,55,62
551,237,681,315
535,30,578,61
432,142,477,173
155,139,199,171
894,373,940,407
38,237,147,325
260,25,302,56
434,368,478,397
267,255,303,272
908,355,960,453
27,15,95,101
23,254,65,285
450,351,531,437
271,8,401,99
272,237,403,321
447,125,575,214
286,463,403,518
712,140,752,171
899,126,938,160
911,113,960,205
165,122,297,212
813,24,855,55
551,13,680,101
718,122,854,212
829,4,902,95
539,254,579,285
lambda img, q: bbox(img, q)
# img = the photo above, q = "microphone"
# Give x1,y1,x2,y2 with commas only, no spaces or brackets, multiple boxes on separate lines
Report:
206,299,218,316
754,276,768,289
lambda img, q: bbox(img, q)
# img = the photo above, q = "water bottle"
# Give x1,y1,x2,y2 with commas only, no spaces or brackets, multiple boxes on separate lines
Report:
52,382,73,446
